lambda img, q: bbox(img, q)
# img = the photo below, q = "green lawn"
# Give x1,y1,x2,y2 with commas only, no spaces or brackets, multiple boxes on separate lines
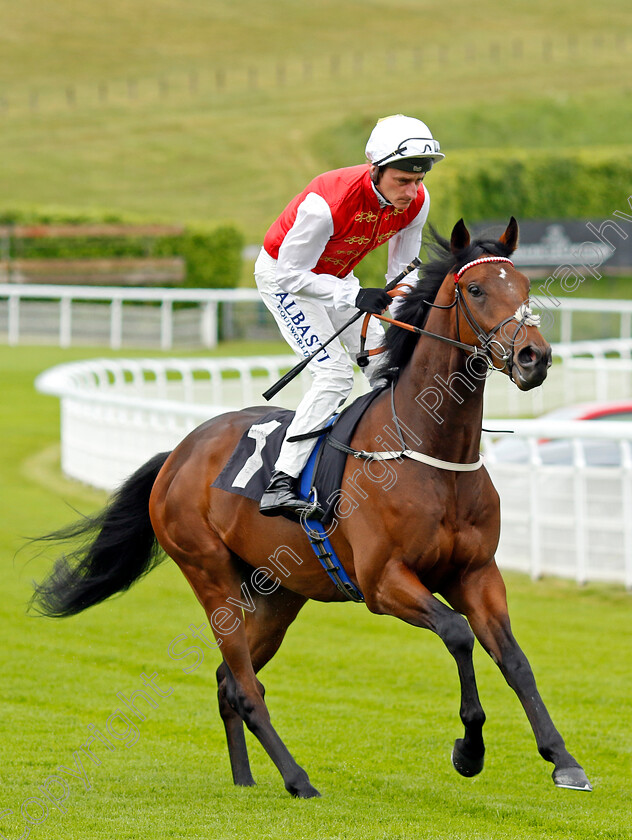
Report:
0,342,631,839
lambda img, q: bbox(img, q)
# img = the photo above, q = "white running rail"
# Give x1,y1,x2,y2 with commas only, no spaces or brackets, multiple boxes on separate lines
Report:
36,355,312,491
0,284,262,349
3,284,632,349
483,419,632,589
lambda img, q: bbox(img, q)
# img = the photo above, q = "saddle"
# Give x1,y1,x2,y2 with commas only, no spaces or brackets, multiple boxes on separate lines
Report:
211,386,385,524
212,387,387,603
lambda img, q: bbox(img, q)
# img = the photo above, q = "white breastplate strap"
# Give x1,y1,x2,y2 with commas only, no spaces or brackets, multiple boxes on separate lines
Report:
357,448,484,471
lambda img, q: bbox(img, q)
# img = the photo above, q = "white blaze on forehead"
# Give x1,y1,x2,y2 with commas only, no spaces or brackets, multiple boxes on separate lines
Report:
499,267,507,279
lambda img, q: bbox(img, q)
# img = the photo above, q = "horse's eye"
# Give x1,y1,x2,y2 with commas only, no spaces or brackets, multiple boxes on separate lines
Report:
467,284,483,298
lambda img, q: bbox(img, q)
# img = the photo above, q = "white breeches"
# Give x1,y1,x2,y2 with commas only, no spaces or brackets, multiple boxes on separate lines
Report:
255,249,386,477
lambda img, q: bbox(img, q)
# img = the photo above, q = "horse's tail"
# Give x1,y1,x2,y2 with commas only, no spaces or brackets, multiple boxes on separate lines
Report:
30,451,171,618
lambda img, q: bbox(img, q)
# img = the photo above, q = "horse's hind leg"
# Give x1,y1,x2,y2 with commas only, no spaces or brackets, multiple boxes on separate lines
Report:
175,547,318,798
216,584,308,789
449,562,592,791
216,660,255,786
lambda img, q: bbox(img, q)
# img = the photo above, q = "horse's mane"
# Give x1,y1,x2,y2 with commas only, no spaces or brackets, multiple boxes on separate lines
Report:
378,227,514,382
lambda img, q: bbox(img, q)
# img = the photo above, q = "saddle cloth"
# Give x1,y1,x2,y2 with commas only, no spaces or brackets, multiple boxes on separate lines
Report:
211,387,386,524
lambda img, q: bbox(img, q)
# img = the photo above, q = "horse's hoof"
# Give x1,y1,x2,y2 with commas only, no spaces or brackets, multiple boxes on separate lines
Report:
299,784,322,799
451,739,485,777
286,773,321,798
552,766,592,791
290,783,321,799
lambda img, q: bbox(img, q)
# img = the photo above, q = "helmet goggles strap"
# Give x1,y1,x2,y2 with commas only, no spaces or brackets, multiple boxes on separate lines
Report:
372,137,438,169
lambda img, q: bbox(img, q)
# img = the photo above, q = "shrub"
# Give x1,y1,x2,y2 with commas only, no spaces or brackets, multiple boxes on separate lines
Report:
0,208,244,289
431,147,632,232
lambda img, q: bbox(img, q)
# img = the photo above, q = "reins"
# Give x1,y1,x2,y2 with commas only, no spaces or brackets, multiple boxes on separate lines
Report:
357,280,481,367
302,255,542,474
358,256,540,376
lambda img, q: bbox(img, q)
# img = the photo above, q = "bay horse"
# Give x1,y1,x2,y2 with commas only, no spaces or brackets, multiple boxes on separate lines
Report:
31,218,592,797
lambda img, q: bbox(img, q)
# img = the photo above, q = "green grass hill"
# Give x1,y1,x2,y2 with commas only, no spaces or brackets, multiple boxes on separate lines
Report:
1,1,631,241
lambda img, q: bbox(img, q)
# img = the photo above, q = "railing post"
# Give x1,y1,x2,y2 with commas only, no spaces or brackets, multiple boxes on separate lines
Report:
527,437,542,580
573,437,588,585
561,351,575,406
621,311,631,358
201,301,218,348
160,299,173,350
59,296,72,347
621,440,632,590
110,297,123,349
595,356,608,402
8,293,19,345
561,308,572,344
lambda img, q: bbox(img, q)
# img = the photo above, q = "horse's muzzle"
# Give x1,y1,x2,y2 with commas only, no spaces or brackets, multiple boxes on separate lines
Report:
511,343,552,390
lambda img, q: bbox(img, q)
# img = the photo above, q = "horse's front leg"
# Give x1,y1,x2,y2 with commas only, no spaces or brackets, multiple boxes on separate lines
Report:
448,562,592,791
362,559,487,777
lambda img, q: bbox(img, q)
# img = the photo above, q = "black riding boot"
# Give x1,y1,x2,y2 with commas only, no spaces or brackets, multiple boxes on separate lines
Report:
259,470,324,520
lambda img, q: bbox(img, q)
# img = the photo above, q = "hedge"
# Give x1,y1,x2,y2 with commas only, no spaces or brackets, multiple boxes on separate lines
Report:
0,207,244,289
428,146,632,233
312,114,632,230
353,146,632,285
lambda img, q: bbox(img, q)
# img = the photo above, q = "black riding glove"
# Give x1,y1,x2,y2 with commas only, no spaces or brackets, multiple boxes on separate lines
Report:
355,287,391,315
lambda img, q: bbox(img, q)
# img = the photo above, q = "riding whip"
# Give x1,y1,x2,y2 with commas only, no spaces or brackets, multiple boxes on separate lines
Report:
262,257,422,401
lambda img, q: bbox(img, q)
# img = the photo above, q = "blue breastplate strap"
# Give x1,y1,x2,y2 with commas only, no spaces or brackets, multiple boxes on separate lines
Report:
298,420,364,603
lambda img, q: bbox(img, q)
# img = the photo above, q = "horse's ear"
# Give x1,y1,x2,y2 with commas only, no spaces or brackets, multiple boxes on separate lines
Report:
450,218,470,253
499,216,519,253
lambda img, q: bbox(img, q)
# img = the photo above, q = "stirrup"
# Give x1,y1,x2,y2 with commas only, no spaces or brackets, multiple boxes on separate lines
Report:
259,496,325,521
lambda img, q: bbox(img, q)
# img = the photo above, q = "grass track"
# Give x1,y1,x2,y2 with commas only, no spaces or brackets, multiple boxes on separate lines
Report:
0,344,631,839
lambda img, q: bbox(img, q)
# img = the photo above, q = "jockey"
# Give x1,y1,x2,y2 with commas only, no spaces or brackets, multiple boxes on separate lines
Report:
257,114,444,518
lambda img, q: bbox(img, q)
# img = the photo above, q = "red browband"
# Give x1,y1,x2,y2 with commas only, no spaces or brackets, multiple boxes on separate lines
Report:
454,256,514,283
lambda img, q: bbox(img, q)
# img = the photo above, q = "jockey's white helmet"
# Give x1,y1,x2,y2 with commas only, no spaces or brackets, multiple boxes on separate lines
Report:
365,114,444,173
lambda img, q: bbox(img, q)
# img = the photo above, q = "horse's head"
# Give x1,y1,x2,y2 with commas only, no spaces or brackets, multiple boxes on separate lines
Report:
450,217,552,391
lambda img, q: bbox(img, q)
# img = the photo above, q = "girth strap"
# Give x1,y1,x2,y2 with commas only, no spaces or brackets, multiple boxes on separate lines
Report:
302,520,365,602
298,423,365,603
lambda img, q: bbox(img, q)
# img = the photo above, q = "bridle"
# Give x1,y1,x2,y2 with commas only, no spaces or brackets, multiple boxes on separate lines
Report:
453,256,541,376
358,255,541,377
